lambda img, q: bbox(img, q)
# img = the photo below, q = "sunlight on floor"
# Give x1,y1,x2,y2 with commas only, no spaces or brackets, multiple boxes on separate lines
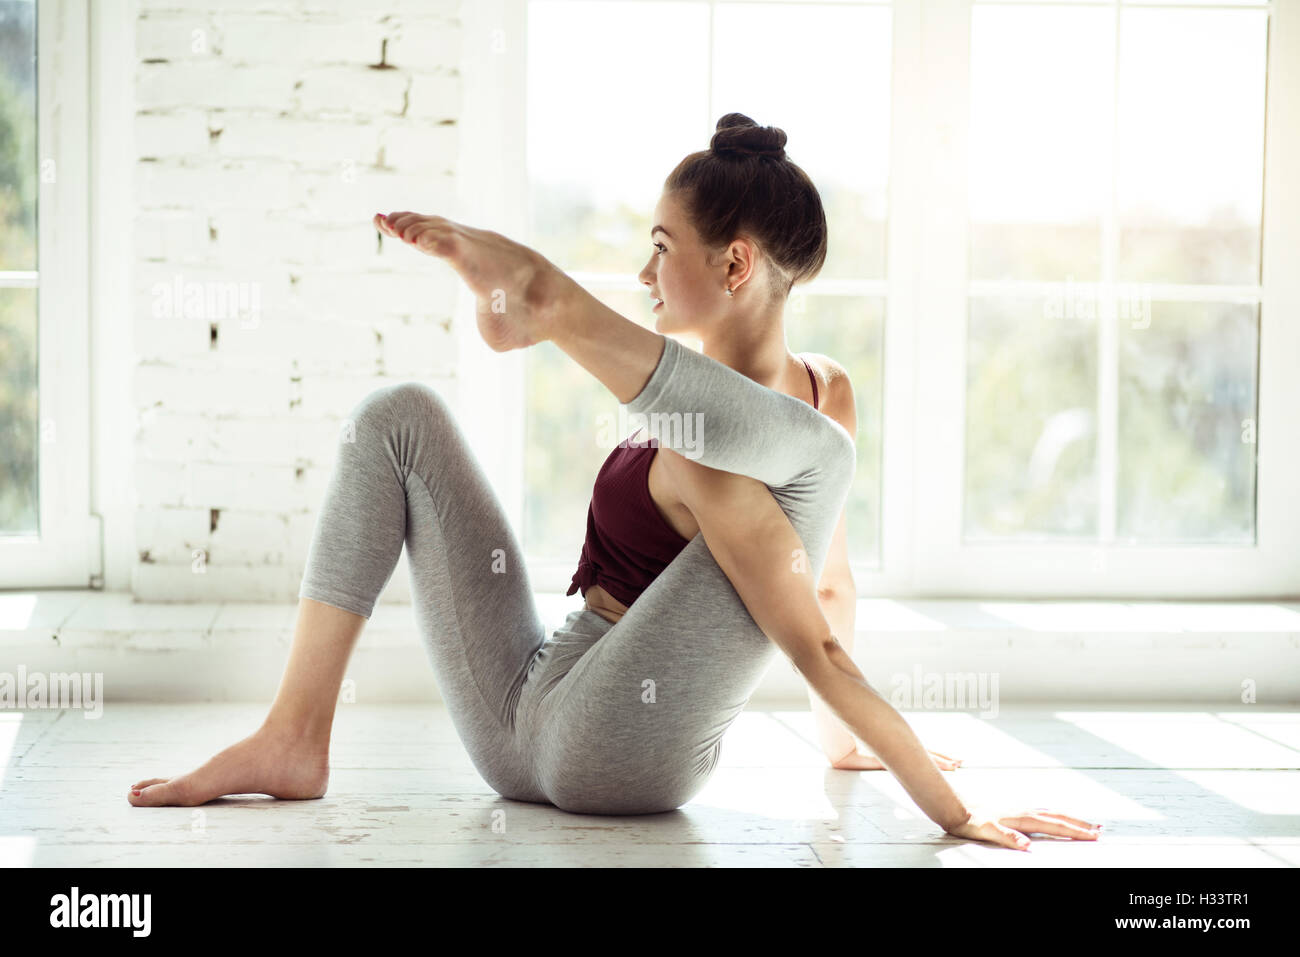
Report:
0,594,38,630
1055,711,1300,768
0,712,21,790
0,836,36,868
0,714,29,865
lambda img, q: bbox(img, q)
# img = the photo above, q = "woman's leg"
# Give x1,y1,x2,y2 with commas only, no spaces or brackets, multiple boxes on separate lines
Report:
295,379,550,801
128,598,361,805
131,379,551,807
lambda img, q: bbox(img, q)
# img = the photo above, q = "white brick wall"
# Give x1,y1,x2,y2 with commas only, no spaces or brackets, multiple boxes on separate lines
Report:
131,0,463,604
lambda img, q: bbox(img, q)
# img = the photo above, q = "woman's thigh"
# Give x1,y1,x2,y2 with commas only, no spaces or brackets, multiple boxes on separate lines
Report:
516,536,778,815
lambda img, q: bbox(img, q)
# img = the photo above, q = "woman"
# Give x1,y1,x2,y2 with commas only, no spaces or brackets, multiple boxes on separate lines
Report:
128,115,1098,851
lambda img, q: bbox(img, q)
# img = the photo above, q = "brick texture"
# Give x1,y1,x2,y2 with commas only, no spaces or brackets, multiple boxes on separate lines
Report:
132,0,463,603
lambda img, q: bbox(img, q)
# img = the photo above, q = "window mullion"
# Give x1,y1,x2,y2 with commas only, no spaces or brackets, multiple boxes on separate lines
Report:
911,0,973,593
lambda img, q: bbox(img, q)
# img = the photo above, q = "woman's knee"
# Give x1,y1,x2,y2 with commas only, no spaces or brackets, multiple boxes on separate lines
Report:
343,381,453,443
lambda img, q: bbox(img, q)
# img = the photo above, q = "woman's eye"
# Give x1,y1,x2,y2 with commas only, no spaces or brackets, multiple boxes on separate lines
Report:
653,242,666,255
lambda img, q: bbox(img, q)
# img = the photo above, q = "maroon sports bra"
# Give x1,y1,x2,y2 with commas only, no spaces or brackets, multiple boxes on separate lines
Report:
566,356,820,608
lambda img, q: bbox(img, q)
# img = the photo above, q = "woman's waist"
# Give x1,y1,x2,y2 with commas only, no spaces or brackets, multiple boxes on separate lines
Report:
583,583,628,625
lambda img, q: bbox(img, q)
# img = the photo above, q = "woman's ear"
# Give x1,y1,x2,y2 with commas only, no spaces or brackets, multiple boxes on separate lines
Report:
724,236,759,291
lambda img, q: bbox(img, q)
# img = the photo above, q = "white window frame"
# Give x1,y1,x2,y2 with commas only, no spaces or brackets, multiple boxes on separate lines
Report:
910,0,1298,597
459,0,1299,600
0,0,97,587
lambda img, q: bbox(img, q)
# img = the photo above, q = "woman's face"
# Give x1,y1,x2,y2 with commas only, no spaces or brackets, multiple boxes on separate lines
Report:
638,191,748,339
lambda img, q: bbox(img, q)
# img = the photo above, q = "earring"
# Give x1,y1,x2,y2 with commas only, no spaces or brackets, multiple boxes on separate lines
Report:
725,285,734,297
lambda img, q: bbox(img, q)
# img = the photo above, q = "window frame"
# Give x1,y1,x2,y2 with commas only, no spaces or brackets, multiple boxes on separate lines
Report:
0,0,97,588
463,0,1299,600
913,0,1298,597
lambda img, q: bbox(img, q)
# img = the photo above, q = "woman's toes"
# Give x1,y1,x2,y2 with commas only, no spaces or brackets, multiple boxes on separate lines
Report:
129,777,197,807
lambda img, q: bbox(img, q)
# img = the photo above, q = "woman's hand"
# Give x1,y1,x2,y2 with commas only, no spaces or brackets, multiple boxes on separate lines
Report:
944,807,1102,851
374,210,569,352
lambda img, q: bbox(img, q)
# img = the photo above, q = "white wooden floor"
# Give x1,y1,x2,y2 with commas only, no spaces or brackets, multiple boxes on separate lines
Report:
2,702,1297,867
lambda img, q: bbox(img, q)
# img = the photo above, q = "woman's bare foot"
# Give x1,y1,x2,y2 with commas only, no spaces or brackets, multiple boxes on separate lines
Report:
832,748,962,772
127,726,330,807
374,210,570,353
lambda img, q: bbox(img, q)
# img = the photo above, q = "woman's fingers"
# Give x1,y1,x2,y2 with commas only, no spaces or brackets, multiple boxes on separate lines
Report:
1009,812,1101,840
1034,811,1100,831
996,824,1032,851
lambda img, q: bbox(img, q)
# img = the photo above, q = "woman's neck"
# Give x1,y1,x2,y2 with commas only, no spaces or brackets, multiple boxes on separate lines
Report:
698,318,793,393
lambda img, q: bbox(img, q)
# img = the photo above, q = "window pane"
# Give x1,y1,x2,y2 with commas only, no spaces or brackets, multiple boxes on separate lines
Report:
964,296,1098,540
1116,7,1268,285
526,1,710,274
1117,301,1257,543
0,286,38,534
0,0,37,536
969,4,1112,280
0,0,37,271
524,286,656,562
713,2,891,280
791,294,884,565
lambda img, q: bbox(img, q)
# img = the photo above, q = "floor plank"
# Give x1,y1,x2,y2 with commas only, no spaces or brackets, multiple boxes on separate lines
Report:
1,703,1296,867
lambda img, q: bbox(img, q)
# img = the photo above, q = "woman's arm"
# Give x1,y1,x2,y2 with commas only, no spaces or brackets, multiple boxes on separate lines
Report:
665,451,1101,848
661,447,970,831
378,210,853,488
807,505,862,764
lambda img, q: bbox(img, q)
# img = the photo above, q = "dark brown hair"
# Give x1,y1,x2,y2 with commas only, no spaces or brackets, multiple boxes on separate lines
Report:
664,113,828,299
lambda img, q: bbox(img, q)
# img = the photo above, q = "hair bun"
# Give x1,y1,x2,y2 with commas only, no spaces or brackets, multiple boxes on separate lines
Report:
710,112,787,159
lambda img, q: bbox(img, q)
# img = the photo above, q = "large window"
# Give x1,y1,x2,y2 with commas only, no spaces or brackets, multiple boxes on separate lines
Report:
464,0,1298,598
0,0,94,587
965,0,1267,545
0,0,38,536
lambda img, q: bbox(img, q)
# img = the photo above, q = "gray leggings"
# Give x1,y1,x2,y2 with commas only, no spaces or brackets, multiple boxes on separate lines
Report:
298,334,856,814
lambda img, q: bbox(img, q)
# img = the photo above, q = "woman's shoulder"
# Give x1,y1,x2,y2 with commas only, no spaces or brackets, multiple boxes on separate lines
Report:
799,352,858,439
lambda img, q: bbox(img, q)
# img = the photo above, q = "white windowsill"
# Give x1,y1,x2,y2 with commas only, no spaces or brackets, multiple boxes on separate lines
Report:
2,590,1297,705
